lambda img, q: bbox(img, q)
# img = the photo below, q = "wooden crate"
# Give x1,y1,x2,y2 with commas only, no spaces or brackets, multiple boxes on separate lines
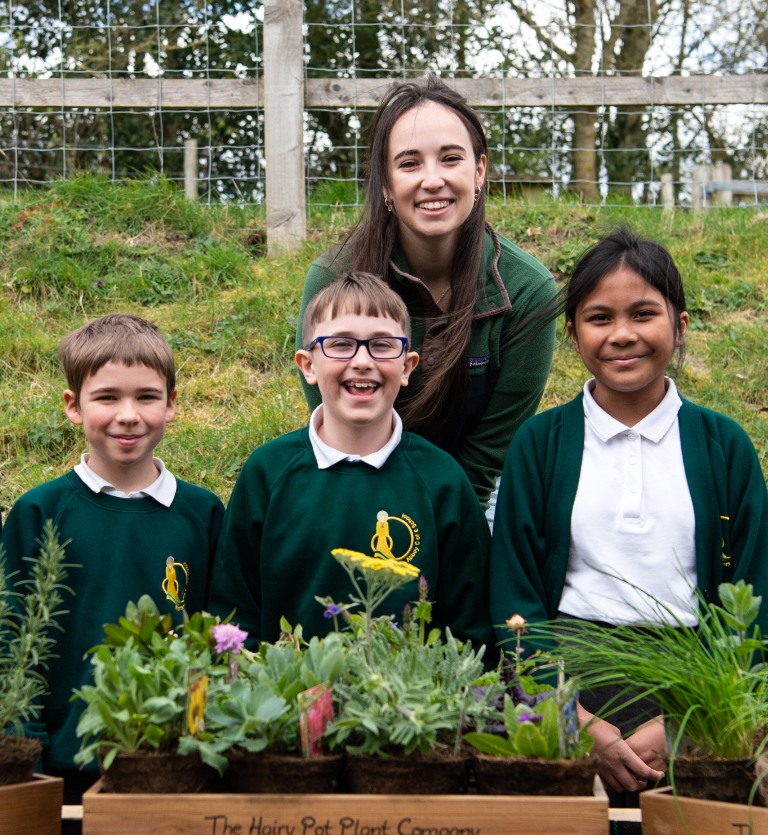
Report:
0,773,63,835
83,781,609,835
641,786,768,834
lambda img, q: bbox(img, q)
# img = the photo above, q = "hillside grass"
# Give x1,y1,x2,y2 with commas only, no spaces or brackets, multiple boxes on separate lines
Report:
1,175,767,516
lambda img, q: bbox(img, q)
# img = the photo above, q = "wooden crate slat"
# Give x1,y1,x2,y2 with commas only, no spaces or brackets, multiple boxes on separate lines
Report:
0,774,64,835
83,781,609,835
641,786,768,835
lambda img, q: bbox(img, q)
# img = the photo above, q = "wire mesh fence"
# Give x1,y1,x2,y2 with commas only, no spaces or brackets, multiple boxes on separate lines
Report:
2,0,767,208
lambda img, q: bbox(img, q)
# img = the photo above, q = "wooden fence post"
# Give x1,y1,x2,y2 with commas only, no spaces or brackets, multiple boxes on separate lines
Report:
713,160,733,206
691,165,708,212
661,173,675,211
184,139,198,200
264,0,306,255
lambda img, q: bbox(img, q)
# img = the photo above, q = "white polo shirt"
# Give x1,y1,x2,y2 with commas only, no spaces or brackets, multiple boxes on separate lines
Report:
558,378,698,626
308,405,402,469
74,453,177,507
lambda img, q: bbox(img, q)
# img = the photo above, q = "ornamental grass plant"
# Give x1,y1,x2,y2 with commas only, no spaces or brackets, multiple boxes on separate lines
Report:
533,581,768,762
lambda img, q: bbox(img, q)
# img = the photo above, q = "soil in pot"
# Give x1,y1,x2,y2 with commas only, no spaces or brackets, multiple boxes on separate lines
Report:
225,749,344,793
668,756,760,805
99,747,220,793
471,752,598,796
0,736,42,786
345,746,470,794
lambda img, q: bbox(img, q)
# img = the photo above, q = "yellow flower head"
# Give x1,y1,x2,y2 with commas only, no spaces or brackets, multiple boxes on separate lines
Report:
332,548,420,582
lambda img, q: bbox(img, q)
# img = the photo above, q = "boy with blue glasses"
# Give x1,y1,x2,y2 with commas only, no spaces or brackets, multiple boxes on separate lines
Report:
210,272,496,655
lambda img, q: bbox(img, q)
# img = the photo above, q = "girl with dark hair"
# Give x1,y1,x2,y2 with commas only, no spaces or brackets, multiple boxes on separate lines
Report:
296,76,557,512
489,227,768,800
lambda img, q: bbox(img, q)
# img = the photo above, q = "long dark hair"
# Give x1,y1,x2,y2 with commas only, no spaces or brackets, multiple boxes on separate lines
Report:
338,76,489,429
566,226,688,370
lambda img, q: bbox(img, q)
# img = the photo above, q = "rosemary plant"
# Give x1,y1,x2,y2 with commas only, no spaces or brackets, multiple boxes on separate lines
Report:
0,520,72,739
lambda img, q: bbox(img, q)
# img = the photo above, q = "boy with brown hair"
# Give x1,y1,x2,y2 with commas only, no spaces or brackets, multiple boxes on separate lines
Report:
210,274,496,654
1,313,224,804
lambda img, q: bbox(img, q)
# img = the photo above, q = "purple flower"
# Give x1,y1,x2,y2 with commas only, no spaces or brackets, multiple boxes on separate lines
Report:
324,603,341,618
93,280,104,287
418,576,429,601
212,623,248,654
518,712,542,723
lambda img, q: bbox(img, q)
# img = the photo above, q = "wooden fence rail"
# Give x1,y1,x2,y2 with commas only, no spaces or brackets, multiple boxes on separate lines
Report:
2,74,767,109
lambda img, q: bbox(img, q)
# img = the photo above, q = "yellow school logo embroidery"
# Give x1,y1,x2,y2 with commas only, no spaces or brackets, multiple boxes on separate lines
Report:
162,556,189,611
721,515,731,567
371,510,420,563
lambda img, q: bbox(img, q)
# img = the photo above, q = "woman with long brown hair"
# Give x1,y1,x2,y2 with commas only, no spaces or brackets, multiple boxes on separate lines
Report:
296,76,557,514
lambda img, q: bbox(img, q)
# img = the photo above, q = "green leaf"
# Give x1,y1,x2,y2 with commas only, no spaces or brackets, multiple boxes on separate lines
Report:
570,735,594,758
503,695,517,739
139,614,161,645
279,616,293,634
464,733,517,756
426,628,441,646
143,724,165,747
239,737,269,753
539,699,560,758
515,723,549,758
102,747,118,771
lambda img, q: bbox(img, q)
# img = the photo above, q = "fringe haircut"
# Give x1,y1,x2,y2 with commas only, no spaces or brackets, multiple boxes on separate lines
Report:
60,313,176,404
302,272,412,345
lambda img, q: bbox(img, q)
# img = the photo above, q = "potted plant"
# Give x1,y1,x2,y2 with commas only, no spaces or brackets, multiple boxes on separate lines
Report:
74,597,229,793
190,633,348,793
542,581,768,826
0,521,70,834
322,550,494,794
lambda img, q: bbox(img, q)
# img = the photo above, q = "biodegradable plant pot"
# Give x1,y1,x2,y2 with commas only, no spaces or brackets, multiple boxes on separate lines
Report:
471,752,598,796
667,755,759,805
345,747,470,794
0,736,42,787
225,749,344,793
98,747,220,793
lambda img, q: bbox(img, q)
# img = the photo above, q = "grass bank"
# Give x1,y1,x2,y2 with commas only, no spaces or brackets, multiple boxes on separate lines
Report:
1,176,767,513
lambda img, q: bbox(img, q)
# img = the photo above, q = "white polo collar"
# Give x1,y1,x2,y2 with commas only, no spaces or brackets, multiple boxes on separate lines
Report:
74,453,177,507
308,405,402,469
583,377,682,443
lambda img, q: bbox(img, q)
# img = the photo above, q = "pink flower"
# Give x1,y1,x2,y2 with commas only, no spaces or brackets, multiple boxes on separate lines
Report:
212,623,248,654
506,614,527,633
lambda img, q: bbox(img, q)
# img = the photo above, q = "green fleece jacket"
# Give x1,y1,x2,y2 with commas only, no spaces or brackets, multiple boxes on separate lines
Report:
1,472,224,777
297,227,557,507
489,394,768,649
209,428,497,657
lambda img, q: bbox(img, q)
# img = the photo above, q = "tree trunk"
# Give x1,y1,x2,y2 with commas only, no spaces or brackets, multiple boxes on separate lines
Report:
572,107,600,202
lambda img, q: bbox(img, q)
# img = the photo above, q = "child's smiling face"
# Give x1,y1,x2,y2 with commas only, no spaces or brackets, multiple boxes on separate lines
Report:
296,309,418,451
64,361,176,484
567,265,689,415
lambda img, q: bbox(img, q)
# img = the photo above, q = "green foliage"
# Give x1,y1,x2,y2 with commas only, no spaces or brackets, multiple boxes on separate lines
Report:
73,630,219,770
0,521,73,738
74,598,233,770
324,626,491,757
465,695,593,760
178,679,289,775
539,582,768,760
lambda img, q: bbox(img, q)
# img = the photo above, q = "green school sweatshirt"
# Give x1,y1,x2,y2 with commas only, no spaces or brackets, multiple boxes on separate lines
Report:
489,395,768,650
296,227,557,507
1,472,224,778
209,428,497,656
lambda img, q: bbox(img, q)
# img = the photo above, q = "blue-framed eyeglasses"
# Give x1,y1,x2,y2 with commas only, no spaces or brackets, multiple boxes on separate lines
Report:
305,335,410,360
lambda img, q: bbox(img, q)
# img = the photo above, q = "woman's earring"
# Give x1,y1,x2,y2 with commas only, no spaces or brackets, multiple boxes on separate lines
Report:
474,188,481,203
384,196,393,212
